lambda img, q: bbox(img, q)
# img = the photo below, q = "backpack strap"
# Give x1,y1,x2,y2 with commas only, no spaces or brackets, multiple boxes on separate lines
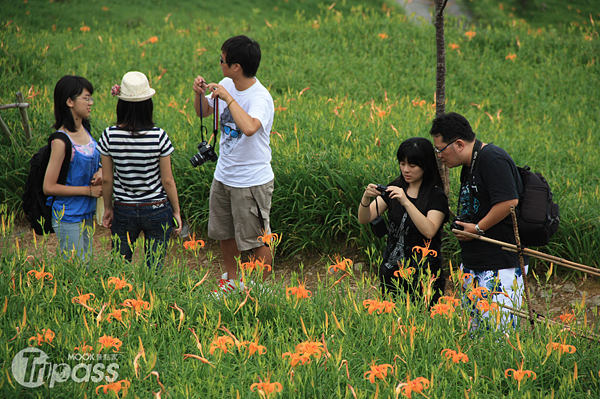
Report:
48,131,72,185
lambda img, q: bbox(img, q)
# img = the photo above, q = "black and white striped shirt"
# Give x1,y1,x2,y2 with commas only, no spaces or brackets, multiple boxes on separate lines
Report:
98,126,174,203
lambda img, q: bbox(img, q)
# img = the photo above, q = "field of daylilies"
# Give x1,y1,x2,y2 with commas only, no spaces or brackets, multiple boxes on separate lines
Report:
1,0,600,397
1,209,599,398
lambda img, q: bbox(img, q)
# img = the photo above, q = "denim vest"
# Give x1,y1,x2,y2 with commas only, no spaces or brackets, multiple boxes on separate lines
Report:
50,131,101,223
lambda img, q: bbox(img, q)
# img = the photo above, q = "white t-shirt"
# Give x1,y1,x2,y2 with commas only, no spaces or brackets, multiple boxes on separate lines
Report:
207,77,274,188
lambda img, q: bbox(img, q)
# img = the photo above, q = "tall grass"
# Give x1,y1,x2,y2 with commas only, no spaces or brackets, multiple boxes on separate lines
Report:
1,213,599,398
0,1,599,268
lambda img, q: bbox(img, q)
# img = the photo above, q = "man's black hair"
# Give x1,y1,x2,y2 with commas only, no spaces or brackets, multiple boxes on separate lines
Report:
221,35,261,78
116,99,155,135
429,112,476,143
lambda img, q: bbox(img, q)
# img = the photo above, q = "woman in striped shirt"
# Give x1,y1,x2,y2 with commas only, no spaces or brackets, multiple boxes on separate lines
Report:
99,71,182,270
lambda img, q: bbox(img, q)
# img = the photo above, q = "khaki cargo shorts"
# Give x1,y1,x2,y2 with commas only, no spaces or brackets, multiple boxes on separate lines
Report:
208,179,274,251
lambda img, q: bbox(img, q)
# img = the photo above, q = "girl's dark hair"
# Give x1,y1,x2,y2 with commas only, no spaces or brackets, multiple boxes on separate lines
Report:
116,99,154,134
393,137,444,212
53,75,93,132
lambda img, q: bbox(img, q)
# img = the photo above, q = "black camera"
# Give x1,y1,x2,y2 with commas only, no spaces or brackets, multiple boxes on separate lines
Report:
190,141,218,167
451,214,472,231
376,184,389,199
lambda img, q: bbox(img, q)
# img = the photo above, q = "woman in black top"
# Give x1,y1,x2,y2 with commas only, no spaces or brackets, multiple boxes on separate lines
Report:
358,137,449,303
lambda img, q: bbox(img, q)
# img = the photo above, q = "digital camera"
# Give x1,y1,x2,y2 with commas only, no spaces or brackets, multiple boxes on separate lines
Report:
376,184,389,199
189,141,218,167
450,214,472,231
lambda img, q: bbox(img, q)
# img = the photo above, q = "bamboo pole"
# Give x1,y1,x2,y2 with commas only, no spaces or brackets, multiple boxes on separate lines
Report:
15,92,32,143
502,304,600,342
451,229,600,277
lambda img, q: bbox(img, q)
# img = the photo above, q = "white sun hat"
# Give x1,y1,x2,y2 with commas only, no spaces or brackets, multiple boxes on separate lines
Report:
117,71,155,102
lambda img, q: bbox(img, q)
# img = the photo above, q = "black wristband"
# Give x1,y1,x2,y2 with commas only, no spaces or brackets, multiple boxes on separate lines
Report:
360,201,370,207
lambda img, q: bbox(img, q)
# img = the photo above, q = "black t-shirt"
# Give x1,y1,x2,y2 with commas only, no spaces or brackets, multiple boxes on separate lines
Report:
458,143,524,270
382,183,449,272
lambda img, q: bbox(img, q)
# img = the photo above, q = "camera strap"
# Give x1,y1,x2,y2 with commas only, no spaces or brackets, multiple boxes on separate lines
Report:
199,95,219,147
457,139,482,217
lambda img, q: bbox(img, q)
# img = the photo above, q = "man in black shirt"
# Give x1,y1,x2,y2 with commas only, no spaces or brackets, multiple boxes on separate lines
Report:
430,112,527,330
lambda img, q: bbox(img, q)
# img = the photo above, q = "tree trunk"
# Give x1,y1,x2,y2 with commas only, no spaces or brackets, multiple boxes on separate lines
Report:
434,0,450,196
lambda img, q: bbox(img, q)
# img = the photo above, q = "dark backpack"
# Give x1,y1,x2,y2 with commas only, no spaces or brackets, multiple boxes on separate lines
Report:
515,166,560,247
22,132,72,235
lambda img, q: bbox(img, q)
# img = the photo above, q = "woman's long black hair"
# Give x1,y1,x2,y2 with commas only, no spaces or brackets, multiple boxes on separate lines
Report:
53,75,93,133
392,137,444,213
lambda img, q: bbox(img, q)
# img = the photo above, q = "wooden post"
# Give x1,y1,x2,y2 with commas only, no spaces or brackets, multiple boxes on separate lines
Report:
510,206,535,330
0,114,12,140
15,92,32,143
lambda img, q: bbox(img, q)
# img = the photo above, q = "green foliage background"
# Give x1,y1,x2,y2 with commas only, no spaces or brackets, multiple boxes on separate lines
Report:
1,0,599,268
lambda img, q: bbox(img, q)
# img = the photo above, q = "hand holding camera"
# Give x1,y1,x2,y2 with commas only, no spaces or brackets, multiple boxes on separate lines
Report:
451,215,478,241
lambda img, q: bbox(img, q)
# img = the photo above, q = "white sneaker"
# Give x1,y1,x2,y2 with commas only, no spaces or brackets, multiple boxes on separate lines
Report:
212,273,244,298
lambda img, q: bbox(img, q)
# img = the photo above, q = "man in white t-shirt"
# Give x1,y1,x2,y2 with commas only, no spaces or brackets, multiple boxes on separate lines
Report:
192,35,275,295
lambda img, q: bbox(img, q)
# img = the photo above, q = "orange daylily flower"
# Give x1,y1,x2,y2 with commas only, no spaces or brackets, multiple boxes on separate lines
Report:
465,31,476,40
506,53,517,61
363,299,395,315
286,281,312,300
476,300,500,314
450,43,460,51
295,341,324,358
240,256,272,273
380,300,396,314
467,286,489,301
80,26,90,32
505,360,537,391
29,328,55,346
395,376,430,398
209,335,234,355
27,264,53,281
555,311,576,324
74,341,93,353
363,299,384,315
412,240,437,258
72,292,95,306
258,229,279,247
107,277,132,291
411,99,427,108
241,340,267,356
394,264,416,279
95,379,130,397
328,256,353,273
441,348,469,364
546,336,577,356
107,308,128,323
452,269,473,283
98,335,122,352
250,377,282,398
184,233,205,251
364,362,393,383
438,295,461,306
378,33,388,39
282,351,311,367
122,298,150,315
430,303,456,319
